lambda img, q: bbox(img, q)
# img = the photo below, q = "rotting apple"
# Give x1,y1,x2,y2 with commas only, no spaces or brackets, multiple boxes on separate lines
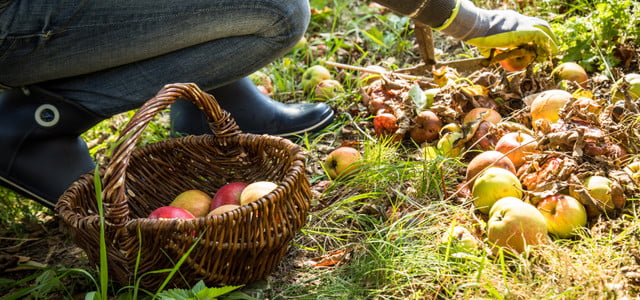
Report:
148,206,196,220
409,110,442,145
301,65,331,92
498,51,536,72
313,79,344,100
207,204,241,217
529,89,572,130
487,197,549,255
239,181,278,206
494,132,538,169
536,194,587,239
472,167,523,215
211,182,248,210
552,62,588,88
170,189,212,218
466,150,517,188
373,112,399,137
323,146,363,179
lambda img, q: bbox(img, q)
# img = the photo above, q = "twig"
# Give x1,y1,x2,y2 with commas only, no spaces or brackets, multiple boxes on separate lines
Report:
323,61,428,81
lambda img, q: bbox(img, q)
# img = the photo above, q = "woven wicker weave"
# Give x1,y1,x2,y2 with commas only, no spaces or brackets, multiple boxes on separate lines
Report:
56,83,311,289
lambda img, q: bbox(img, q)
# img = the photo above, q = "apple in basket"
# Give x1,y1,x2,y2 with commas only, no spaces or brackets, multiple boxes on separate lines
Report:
208,204,241,217
169,189,212,218
148,206,196,219
240,181,278,206
211,182,248,210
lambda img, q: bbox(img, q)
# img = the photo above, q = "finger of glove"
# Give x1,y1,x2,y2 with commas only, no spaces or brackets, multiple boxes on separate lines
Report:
466,30,556,59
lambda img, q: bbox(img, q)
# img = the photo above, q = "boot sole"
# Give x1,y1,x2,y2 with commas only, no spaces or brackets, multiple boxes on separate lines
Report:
272,110,335,138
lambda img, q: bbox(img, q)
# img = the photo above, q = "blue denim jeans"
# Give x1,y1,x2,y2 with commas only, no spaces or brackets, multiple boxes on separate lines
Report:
0,0,309,116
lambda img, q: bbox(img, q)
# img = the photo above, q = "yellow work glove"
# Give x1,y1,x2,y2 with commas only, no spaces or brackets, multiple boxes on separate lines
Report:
435,0,558,61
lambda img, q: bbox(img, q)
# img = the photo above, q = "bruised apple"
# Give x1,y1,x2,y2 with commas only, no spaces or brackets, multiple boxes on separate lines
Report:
170,190,212,218
211,182,248,210
208,204,241,217
466,150,516,188
494,132,538,168
529,89,572,130
487,197,548,255
240,181,278,206
409,110,442,144
323,147,363,179
148,206,196,219
373,113,399,137
536,194,587,239
472,167,523,214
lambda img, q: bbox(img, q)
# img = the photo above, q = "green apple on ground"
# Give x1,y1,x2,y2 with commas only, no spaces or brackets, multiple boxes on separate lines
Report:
239,181,278,206
487,197,549,255
611,73,640,101
313,79,344,99
323,146,363,179
211,182,248,210
148,206,196,219
301,65,331,92
439,225,479,255
466,150,517,188
570,175,626,217
529,89,572,130
472,167,523,214
170,189,212,218
536,194,587,239
494,132,538,169
552,62,588,88
207,204,241,217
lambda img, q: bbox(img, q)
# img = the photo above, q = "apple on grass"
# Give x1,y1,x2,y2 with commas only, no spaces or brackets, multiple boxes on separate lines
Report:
487,197,549,255
211,182,248,210
439,225,479,256
313,79,344,100
240,181,278,206
536,194,587,239
301,65,331,92
169,189,212,218
323,146,363,180
472,167,523,215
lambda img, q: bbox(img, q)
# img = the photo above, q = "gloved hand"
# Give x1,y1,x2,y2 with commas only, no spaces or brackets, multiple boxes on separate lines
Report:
435,0,558,61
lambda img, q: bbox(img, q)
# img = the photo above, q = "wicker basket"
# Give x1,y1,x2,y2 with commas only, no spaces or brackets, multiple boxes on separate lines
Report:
56,83,311,289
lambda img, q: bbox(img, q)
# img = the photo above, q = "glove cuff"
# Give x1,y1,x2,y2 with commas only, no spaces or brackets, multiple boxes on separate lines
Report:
374,0,457,28
435,0,490,41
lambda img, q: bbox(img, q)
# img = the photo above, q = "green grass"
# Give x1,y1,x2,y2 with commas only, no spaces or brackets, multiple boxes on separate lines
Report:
2,0,640,299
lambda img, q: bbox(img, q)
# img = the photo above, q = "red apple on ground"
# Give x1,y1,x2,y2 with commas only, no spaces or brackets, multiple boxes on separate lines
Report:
373,112,399,138
148,206,196,220
211,182,248,210
207,204,241,217
529,89,572,130
169,189,212,218
466,150,517,188
498,51,536,72
239,181,278,206
536,194,587,239
472,167,523,215
487,197,549,255
302,65,331,92
494,132,538,168
552,62,588,88
323,146,363,179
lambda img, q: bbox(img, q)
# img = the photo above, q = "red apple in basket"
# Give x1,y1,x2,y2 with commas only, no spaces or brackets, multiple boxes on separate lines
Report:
211,182,248,210
170,189,212,218
240,181,278,206
148,206,196,219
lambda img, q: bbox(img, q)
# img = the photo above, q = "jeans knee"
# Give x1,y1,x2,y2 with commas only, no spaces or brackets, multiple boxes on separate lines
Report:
261,0,310,51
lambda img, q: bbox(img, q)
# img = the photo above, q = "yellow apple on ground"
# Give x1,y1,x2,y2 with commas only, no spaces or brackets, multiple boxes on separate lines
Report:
211,182,248,210
529,89,572,130
148,206,196,220
536,194,587,239
624,161,640,185
207,204,241,217
487,197,549,255
466,150,517,188
439,225,479,255
570,175,625,217
611,73,640,101
494,132,538,168
313,79,344,99
462,107,502,126
552,62,588,88
239,181,278,206
169,189,212,218
472,167,523,214
301,65,331,92
323,146,363,179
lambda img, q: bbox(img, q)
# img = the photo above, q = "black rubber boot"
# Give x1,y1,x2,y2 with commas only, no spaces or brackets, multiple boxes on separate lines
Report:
170,77,335,137
0,87,104,208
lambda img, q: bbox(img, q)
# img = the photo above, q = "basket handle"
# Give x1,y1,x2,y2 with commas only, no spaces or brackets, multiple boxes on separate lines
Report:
101,83,241,227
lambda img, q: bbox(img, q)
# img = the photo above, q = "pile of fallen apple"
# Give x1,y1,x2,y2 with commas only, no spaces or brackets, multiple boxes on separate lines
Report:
147,181,277,220
353,59,640,256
